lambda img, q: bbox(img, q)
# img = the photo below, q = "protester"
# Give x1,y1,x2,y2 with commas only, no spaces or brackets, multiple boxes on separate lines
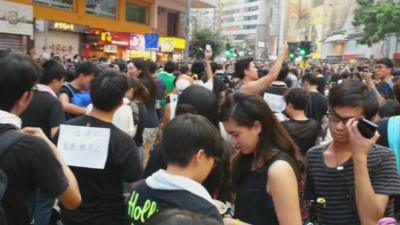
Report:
127,114,224,225
220,92,304,225
0,52,81,225
57,70,142,225
58,62,98,120
131,59,160,166
305,81,400,225
282,88,320,156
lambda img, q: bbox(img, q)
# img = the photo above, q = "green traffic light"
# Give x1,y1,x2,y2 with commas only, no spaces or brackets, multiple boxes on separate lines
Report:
289,53,295,58
299,49,306,56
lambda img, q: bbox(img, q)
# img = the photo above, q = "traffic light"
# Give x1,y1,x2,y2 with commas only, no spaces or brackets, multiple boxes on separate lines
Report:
288,42,298,61
298,41,311,57
225,43,235,58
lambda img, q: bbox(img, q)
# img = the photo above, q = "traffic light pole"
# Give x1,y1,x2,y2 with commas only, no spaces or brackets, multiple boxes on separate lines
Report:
184,0,192,63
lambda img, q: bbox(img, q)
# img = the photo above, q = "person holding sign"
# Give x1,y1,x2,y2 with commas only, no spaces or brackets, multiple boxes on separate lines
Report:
56,70,143,225
0,52,81,225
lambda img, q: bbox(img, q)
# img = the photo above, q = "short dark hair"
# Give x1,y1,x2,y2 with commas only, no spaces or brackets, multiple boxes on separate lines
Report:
40,59,67,85
164,60,177,73
378,100,400,118
176,85,219,128
161,114,223,167
376,57,394,69
191,60,205,79
75,61,98,78
302,74,319,86
329,81,379,120
394,80,400,103
277,63,289,81
114,60,127,73
146,209,221,225
210,62,220,74
234,57,253,79
89,69,128,112
147,61,158,74
284,88,309,110
0,53,41,111
179,65,190,74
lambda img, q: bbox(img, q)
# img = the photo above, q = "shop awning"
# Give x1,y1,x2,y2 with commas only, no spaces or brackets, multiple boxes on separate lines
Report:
324,34,348,43
171,0,216,8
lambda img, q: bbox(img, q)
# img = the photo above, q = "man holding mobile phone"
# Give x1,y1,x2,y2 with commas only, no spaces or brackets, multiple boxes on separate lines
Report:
305,81,400,225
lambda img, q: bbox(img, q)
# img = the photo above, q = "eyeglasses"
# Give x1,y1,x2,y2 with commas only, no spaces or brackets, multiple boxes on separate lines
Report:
375,65,387,70
327,111,353,124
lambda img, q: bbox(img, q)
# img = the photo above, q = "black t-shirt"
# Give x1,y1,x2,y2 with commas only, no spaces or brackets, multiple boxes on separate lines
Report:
57,115,143,225
127,180,223,225
377,118,389,147
282,119,320,156
306,92,328,124
377,81,395,100
0,124,68,225
316,75,326,96
20,90,65,140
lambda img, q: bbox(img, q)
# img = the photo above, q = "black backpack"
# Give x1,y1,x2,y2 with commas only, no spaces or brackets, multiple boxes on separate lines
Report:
0,129,24,225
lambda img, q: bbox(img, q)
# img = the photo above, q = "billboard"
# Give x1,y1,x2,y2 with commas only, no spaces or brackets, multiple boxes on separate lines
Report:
0,1,33,37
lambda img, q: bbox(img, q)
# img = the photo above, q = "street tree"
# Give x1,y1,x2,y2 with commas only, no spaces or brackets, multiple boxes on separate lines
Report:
352,0,400,46
189,28,224,59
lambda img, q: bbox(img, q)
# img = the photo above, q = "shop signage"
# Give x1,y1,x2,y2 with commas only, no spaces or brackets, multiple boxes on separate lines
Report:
100,32,112,43
145,34,159,49
0,1,33,37
111,33,130,46
104,44,118,53
48,21,89,33
159,37,186,52
130,34,145,50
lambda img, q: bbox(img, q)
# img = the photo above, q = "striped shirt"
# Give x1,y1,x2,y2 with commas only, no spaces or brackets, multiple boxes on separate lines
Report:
305,143,400,225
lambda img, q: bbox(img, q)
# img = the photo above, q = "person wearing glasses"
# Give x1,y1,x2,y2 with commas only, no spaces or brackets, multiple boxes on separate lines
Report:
363,58,396,104
305,81,400,225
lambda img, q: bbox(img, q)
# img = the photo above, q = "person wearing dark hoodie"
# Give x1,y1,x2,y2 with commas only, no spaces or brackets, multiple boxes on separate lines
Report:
127,114,225,225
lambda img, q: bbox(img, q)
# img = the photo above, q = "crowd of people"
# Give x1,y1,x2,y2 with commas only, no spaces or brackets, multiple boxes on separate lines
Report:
1,45,400,225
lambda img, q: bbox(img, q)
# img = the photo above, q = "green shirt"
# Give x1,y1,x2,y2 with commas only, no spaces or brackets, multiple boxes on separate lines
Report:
156,71,176,108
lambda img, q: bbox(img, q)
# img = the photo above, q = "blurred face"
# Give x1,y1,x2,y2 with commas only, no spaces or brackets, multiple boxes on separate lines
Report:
52,78,65,92
244,62,258,81
128,64,141,78
79,73,93,91
376,64,392,80
302,81,311,92
198,151,216,182
328,106,363,144
223,119,261,154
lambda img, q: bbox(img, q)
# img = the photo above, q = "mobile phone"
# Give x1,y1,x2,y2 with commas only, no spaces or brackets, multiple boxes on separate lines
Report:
205,44,212,52
357,118,378,139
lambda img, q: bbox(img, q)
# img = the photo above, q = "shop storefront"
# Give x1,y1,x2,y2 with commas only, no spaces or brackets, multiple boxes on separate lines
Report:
157,37,185,63
84,30,130,59
34,21,89,59
0,1,33,53
394,53,400,65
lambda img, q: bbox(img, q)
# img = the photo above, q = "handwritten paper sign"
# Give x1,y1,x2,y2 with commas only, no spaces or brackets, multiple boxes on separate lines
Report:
263,93,287,113
57,125,111,169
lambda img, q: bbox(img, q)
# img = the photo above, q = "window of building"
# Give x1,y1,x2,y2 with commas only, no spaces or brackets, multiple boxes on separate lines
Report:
86,0,116,18
244,15,257,21
247,6,258,12
167,12,179,36
243,25,257,29
33,0,74,10
313,0,324,7
126,1,149,24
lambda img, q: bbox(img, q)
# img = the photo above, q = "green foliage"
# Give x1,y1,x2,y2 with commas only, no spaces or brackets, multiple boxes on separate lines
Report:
352,0,400,46
189,28,224,59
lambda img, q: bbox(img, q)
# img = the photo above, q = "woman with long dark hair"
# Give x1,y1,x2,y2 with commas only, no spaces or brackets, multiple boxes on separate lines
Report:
131,59,159,166
220,92,304,225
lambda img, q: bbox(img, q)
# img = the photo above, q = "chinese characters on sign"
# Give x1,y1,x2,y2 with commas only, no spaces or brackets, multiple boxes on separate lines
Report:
57,125,111,169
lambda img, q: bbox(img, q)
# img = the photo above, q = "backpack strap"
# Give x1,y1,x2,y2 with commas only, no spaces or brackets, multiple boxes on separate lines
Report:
62,83,77,97
0,129,24,201
0,129,24,159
